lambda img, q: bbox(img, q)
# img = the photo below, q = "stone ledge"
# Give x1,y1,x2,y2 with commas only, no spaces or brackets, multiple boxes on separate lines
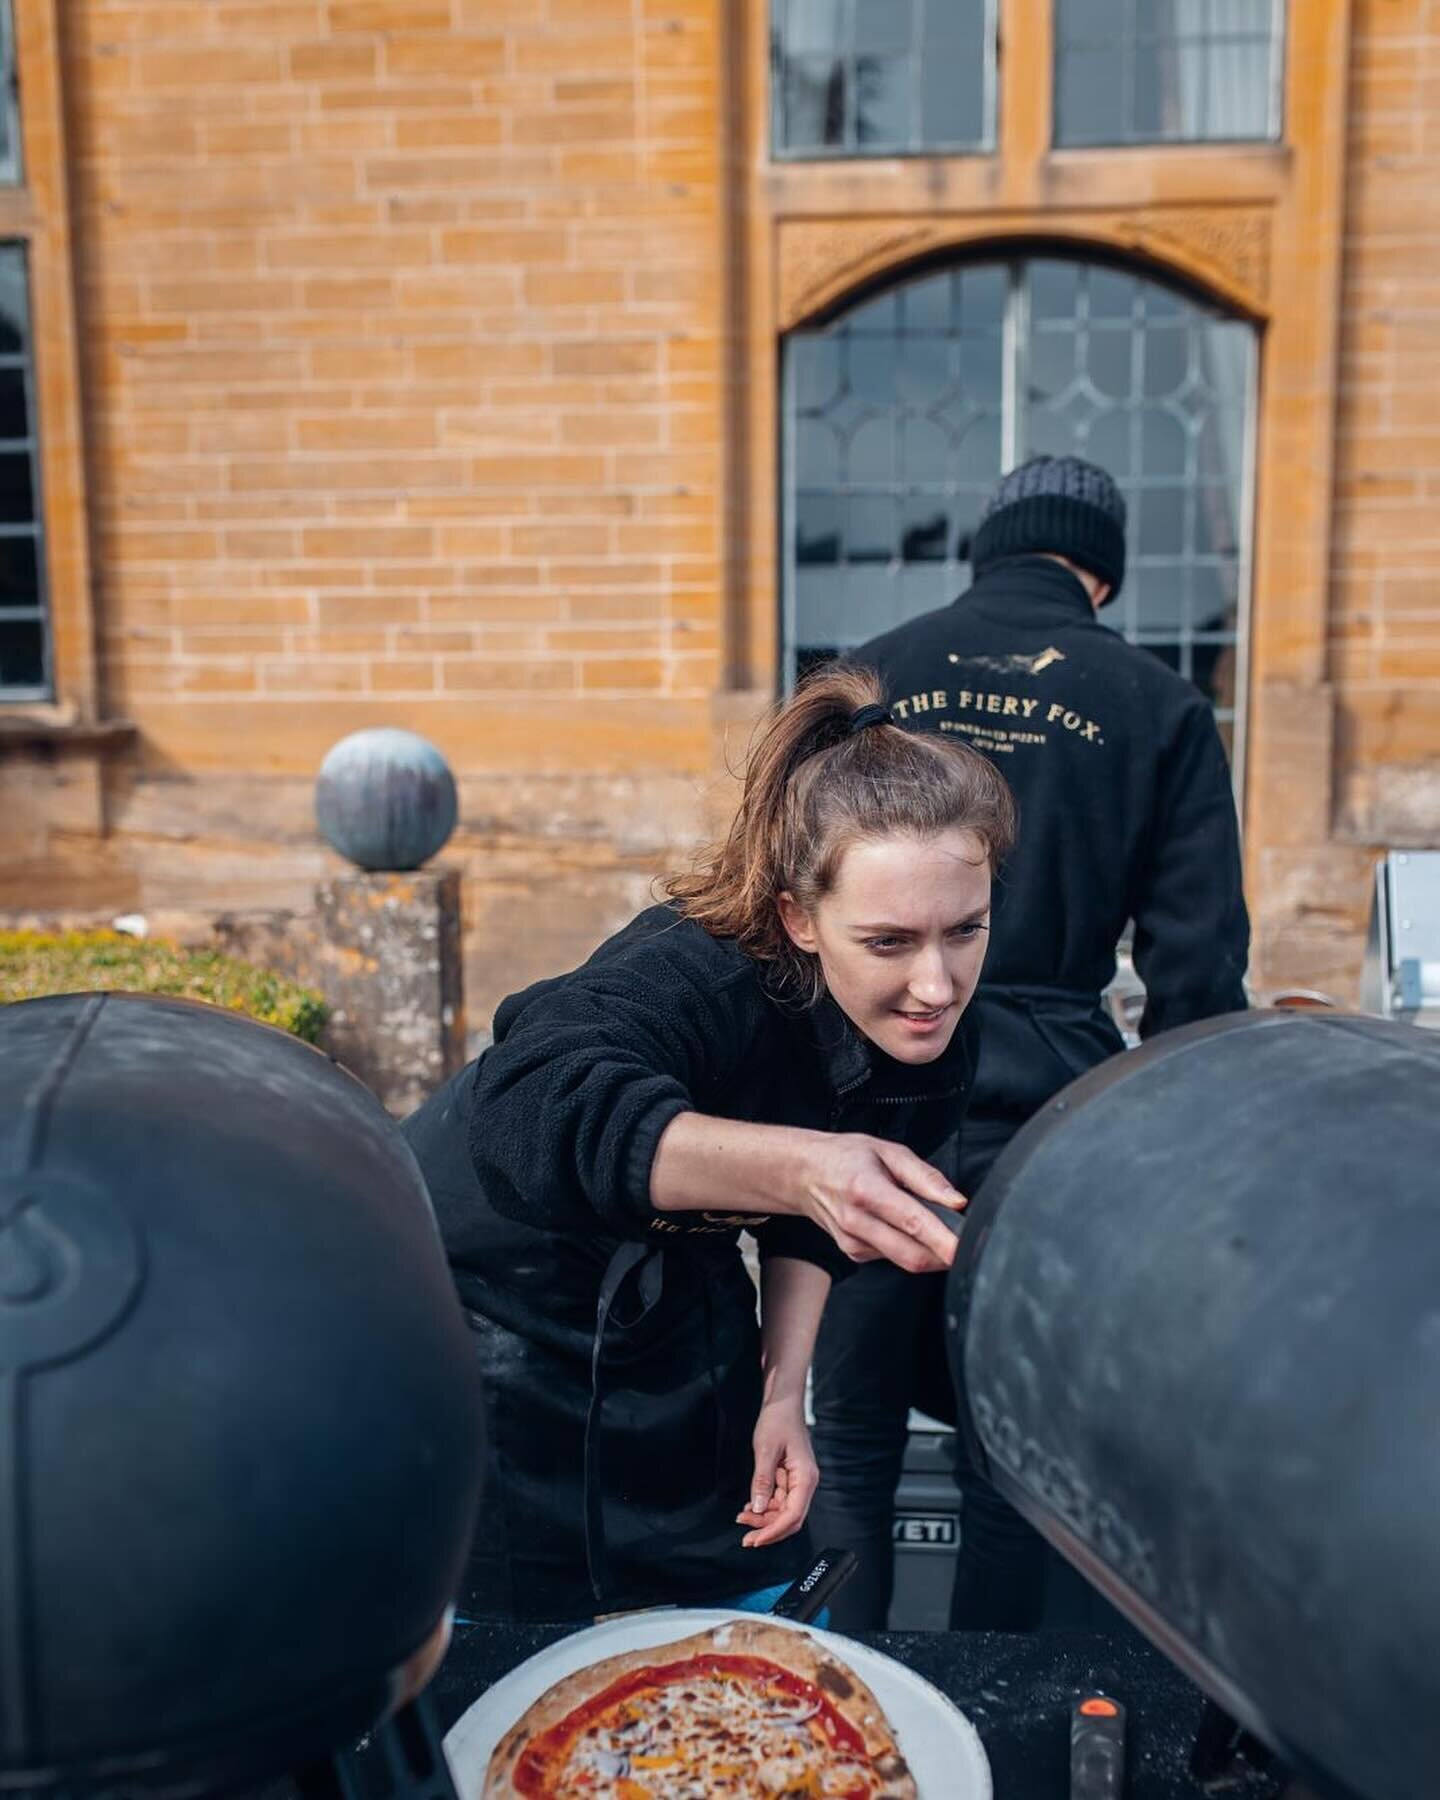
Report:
0,711,137,753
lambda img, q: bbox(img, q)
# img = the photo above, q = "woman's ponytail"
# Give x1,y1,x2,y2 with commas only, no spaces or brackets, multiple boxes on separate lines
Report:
666,663,1016,1001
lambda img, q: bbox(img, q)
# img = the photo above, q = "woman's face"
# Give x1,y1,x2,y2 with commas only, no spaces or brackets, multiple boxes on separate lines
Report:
778,828,992,1066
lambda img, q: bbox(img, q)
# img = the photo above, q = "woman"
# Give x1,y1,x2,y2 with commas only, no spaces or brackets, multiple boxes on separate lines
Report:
403,666,1015,1622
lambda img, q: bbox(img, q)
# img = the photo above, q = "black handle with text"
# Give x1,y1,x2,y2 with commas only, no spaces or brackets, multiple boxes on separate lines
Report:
768,1548,859,1624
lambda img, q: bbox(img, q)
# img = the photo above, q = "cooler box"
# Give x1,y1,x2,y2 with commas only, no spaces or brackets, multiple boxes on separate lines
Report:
888,1422,963,1632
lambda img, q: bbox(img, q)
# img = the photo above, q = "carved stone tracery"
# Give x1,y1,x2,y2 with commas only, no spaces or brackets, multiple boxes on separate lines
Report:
777,205,1273,329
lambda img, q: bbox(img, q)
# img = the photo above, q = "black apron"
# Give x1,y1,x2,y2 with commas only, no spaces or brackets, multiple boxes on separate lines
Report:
403,1066,809,1623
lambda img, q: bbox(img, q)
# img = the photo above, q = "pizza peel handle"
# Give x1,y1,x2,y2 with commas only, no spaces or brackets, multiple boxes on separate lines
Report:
768,1547,859,1623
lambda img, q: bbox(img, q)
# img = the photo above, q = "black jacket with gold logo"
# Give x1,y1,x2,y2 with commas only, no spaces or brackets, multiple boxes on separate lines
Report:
856,555,1250,1127
402,904,976,1621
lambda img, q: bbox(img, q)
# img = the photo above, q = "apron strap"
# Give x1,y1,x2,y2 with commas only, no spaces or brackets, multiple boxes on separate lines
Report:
584,1240,665,1608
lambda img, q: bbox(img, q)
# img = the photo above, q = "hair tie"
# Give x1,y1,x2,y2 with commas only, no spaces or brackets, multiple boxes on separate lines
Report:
848,702,892,735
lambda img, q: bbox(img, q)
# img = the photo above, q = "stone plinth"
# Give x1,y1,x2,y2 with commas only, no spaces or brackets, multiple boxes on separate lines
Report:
312,870,466,1115
218,869,466,1117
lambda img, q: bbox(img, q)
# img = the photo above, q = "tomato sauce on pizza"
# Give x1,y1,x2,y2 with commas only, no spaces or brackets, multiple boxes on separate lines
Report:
484,1621,917,1800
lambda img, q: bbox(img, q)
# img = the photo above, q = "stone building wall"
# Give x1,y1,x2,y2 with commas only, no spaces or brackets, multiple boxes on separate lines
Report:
1332,0,1440,853
46,0,733,1022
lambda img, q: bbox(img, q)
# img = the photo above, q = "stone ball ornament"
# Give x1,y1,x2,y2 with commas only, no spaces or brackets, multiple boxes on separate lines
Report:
315,727,458,871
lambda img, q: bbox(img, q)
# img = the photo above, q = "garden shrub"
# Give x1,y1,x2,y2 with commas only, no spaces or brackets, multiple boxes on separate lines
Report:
0,930,328,1043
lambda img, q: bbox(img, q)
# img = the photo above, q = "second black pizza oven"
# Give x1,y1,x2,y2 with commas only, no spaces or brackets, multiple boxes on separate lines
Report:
948,1009,1440,1800
0,993,484,1797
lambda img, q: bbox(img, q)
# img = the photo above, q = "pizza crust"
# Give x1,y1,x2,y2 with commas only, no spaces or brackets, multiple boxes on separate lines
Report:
482,1619,917,1799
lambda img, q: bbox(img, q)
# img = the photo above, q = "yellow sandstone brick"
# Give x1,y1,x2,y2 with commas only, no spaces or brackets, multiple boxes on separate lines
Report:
302,526,434,558
319,83,473,112
524,269,627,308
261,658,369,693
200,122,299,156
288,629,389,657
412,343,546,380
392,633,479,664
436,526,509,558
549,560,666,589
177,630,291,658
556,149,640,182
384,35,505,76
467,452,609,488
370,564,459,590
369,659,438,691
116,529,223,562
176,665,262,694
579,657,667,690
394,115,506,149
299,116,397,152
148,278,297,313
428,592,564,624
327,1,451,30
316,593,423,625
136,47,285,88
441,658,577,691
309,344,408,380
295,414,438,451
290,38,379,80
302,275,395,308
229,456,464,493
222,530,301,561
441,227,571,262
510,524,613,557
511,109,636,145
212,3,328,34
550,0,634,19
544,627,664,654
264,230,435,267
1377,646,1440,681
514,32,633,75
172,594,315,629
560,410,663,447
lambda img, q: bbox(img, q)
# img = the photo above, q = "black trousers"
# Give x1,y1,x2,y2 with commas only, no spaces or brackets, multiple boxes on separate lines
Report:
810,1128,1115,1634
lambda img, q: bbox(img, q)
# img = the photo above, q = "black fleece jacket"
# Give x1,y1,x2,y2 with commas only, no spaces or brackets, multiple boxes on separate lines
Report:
404,903,977,1618
856,555,1250,1124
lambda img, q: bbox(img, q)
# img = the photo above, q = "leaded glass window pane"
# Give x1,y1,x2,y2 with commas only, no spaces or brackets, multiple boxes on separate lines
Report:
786,266,1004,664
0,245,48,700
782,257,1256,758
772,0,995,158
1055,0,1284,146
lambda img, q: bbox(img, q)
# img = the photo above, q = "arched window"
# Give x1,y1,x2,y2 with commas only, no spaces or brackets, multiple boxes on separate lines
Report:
782,255,1257,761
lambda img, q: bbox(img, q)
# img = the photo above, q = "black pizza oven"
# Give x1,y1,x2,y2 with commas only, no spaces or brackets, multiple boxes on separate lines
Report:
0,993,484,1797
948,1009,1440,1800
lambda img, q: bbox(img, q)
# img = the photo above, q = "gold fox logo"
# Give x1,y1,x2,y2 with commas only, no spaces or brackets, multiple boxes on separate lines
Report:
947,646,1067,676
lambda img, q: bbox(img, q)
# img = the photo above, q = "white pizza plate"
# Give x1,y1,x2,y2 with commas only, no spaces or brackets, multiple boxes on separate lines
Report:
442,1607,991,1799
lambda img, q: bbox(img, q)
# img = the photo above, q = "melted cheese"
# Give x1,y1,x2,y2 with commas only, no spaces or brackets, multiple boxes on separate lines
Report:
549,1669,874,1799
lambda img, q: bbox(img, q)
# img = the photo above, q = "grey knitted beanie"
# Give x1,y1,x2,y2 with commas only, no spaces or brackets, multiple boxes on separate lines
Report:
970,454,1127,599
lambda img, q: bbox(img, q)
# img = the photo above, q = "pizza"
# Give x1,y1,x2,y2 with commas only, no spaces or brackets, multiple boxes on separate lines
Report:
482,1619,917,1799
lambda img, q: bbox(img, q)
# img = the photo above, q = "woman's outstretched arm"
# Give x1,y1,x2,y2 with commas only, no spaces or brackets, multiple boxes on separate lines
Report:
651,1112,966,1274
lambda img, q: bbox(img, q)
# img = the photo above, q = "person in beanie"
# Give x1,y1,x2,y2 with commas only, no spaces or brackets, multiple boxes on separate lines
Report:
403,665,1016,1623
809,453,1250,1632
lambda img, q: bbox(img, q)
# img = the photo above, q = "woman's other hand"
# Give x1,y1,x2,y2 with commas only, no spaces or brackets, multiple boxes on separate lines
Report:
739,1397,818,1549
797,1134,966,1273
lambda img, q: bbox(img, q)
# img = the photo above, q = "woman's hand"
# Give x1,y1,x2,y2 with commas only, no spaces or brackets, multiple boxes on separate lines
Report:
738,1396,818,1549
797,1134,967,1274
651,1116,965,1273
